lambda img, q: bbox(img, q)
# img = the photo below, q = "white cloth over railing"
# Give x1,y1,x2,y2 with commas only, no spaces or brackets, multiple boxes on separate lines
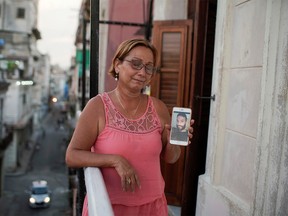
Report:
84,167,114,216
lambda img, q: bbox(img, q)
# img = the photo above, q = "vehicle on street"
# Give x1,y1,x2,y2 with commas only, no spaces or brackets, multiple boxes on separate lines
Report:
28,180,51,208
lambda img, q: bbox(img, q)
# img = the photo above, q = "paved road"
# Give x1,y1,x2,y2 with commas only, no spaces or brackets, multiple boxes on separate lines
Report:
0,108,72,216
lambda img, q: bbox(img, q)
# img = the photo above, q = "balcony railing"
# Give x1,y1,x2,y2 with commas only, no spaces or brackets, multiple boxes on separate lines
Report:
84,167,114,216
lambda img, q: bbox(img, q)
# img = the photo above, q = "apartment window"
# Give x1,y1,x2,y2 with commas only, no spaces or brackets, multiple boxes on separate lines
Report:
16,8,25,19
22,94,26,105
0,5,2,17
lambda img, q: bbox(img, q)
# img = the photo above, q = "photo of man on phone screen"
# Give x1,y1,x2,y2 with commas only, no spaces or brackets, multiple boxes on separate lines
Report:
171,112,189,142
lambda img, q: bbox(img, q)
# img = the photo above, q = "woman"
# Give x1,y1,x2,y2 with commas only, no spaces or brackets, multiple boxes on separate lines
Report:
65,38,194,216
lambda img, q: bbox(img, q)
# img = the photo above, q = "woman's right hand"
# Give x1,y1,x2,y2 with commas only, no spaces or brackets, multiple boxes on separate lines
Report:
113,155,141,192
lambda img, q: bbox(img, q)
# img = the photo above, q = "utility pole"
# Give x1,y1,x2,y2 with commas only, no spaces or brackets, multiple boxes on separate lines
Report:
81,17,87,110
90,0,99,98
77,0,100,214
77,1,90,215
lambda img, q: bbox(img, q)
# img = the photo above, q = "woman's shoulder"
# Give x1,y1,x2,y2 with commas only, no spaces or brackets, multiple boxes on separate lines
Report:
149,96,170,121
149,96,168,110
86,94,103,106
81,94,105,116
77,94,105,127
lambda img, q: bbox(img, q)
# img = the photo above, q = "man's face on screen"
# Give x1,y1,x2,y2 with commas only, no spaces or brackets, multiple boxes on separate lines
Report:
176,115,187,132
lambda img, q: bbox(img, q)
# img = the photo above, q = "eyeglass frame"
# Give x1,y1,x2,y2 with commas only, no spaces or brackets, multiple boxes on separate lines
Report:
122,58,158,75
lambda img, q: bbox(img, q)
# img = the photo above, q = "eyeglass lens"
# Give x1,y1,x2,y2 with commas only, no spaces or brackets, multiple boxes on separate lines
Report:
126,59,155,75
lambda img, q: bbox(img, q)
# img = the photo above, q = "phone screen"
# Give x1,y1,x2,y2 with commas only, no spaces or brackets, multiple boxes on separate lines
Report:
170,107,192,146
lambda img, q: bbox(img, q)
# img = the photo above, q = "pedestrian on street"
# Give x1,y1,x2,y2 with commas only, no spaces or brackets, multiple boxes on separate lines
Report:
65,38,194,216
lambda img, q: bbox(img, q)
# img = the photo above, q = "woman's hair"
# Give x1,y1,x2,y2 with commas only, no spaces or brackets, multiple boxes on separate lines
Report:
108,38,158,78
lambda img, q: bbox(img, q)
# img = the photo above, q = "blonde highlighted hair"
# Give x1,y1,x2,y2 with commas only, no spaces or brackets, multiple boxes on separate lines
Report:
108,38,158,79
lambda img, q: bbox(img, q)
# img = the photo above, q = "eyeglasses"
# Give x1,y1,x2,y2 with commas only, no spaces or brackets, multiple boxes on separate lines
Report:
123,59,157,75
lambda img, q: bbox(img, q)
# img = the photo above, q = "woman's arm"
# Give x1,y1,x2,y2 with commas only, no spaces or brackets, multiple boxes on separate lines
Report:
65,95,140,191
152,97,181,163
161,117,182,164
65,96,117,168
152,97,194,164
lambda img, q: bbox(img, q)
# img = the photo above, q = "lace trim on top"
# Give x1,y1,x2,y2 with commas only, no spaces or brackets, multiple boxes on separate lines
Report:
101,92,161,134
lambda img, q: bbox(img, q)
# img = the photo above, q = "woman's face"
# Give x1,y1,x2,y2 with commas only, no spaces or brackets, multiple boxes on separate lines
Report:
115,46,154,91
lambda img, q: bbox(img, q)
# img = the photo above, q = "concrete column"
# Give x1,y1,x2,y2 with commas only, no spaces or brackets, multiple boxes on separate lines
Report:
253,0,288,215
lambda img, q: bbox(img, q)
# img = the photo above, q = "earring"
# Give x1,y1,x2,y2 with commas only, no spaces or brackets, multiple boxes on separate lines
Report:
115,73,119,81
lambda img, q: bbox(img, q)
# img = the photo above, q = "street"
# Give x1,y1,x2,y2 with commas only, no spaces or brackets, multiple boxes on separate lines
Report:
0,107,72,216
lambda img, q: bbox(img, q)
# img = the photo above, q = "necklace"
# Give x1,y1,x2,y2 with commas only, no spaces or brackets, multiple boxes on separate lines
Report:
115,89,141,118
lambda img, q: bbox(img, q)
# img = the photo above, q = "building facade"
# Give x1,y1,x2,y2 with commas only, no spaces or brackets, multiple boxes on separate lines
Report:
0,0,46,178
196,0,288,215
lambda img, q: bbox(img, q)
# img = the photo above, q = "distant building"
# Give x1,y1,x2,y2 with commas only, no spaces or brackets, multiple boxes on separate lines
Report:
0,0,45,179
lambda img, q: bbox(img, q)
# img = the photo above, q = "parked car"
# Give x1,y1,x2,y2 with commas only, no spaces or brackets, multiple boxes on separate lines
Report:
28,180,51,208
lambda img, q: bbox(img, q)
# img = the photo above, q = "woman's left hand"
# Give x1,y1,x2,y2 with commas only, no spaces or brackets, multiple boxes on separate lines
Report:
166,119,195,145
187,119,195,145
162,119,195,163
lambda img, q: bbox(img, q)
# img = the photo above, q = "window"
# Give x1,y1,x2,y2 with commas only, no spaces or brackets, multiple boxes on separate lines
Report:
151,20,193,113
16,8,25,19
22,94,26,105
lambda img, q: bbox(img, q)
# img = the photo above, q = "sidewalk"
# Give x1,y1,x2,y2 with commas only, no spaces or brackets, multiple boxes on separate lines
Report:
5,112,51,177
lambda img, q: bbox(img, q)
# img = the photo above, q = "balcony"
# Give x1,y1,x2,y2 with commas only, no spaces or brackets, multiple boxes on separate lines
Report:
83,167,180,216
84,167,114,216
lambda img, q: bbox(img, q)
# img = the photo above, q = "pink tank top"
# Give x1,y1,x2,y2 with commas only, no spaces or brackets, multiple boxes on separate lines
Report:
92,92,165,205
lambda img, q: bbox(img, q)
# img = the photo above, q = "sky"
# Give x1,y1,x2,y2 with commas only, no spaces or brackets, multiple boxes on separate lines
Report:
37,0,82,69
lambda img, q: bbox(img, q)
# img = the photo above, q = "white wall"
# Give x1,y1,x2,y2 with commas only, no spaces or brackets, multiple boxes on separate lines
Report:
2,0,37,33
98,0,109,93
197,0,288,215
154,0,188,20
3,82,20,123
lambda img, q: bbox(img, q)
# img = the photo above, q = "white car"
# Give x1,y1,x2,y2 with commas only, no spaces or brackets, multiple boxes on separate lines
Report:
29,180,51,208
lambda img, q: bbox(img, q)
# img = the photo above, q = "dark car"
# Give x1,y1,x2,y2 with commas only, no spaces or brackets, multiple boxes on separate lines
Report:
29,180,51,208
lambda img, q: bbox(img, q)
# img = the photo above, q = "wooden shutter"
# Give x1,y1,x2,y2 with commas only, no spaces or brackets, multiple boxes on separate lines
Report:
151,20,193,205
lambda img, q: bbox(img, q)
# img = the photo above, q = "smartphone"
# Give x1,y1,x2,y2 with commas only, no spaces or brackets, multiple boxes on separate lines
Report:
170,107,192,146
